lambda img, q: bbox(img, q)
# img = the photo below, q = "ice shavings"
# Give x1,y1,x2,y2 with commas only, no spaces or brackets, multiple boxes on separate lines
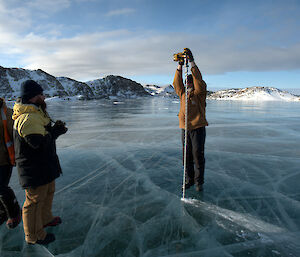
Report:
182,198,286,233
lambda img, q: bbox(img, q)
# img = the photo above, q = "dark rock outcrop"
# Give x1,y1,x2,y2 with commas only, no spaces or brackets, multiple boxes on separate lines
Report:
87,75,150,98
57,77,95,99
0,66,149,99
0,66,68,98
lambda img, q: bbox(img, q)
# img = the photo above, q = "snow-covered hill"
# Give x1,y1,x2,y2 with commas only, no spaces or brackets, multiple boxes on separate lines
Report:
143,84,177,98
143,84,300,102
208,87,300,101
0,66,68,98
86,75,149,99
56,77,95,99
0,66,149,99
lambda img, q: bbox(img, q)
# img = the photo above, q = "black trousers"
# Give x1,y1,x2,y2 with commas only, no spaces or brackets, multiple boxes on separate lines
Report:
0,165,19,224
182,127,206,186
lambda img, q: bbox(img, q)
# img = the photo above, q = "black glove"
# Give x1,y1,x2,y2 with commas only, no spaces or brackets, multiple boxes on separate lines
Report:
53,120,68,137
46,120,68,139
184,48,194,62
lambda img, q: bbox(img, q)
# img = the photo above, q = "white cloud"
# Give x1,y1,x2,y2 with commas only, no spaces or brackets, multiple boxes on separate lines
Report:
0,0,71,40
0,1,32,33
4,29,297,82
1,0,300,82
25,0,71,13
106,8,136,17
74,0,97,2
0,1,32,56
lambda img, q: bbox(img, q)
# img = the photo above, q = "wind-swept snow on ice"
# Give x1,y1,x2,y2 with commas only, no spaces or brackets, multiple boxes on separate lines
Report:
1,98,300,257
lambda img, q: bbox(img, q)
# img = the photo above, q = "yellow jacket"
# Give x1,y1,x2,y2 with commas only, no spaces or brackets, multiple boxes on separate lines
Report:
13,102,50,138
12,101,61,188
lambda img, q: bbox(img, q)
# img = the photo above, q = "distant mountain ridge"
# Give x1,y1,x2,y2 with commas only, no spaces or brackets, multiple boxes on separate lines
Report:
208,87,300,101
0,66,149,99
1,66,299,101
143,84,300,102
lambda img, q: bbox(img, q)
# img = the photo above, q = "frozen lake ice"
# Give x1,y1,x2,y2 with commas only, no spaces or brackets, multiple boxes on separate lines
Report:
1,98,300,257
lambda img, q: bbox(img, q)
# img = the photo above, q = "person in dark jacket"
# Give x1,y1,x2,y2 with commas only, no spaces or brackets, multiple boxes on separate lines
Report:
0,98,21,229
12,80,68,245
173,48,208,192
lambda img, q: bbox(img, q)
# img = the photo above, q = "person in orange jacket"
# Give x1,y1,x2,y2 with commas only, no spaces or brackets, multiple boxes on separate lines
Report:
0,98,21,229
173,48,208,192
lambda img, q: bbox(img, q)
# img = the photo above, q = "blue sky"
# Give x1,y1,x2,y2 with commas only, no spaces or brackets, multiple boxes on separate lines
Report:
1,0,300,90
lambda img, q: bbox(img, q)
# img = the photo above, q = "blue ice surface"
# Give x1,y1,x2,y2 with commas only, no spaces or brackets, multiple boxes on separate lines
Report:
1,98,300,257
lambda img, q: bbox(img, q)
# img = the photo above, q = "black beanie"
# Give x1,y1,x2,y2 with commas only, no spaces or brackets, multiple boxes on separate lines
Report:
20,80,43,102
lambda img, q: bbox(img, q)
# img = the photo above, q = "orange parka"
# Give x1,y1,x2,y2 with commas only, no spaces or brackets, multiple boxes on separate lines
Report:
0,100,14,166
173,65,208,130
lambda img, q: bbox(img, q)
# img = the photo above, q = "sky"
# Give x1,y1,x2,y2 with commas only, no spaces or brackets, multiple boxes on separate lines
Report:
1,0,300,91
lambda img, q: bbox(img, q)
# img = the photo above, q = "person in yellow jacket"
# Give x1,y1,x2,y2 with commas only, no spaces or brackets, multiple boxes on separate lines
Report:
0,98,21,229
173,48,208,192
13,80,68,245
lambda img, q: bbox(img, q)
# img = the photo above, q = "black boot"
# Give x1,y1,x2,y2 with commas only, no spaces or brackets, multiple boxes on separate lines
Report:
0,187,21,229
195,184,203,192
32,233,56,245
0,212,7,226
0,201,8,225
183,181,194,190
6,209,22,229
